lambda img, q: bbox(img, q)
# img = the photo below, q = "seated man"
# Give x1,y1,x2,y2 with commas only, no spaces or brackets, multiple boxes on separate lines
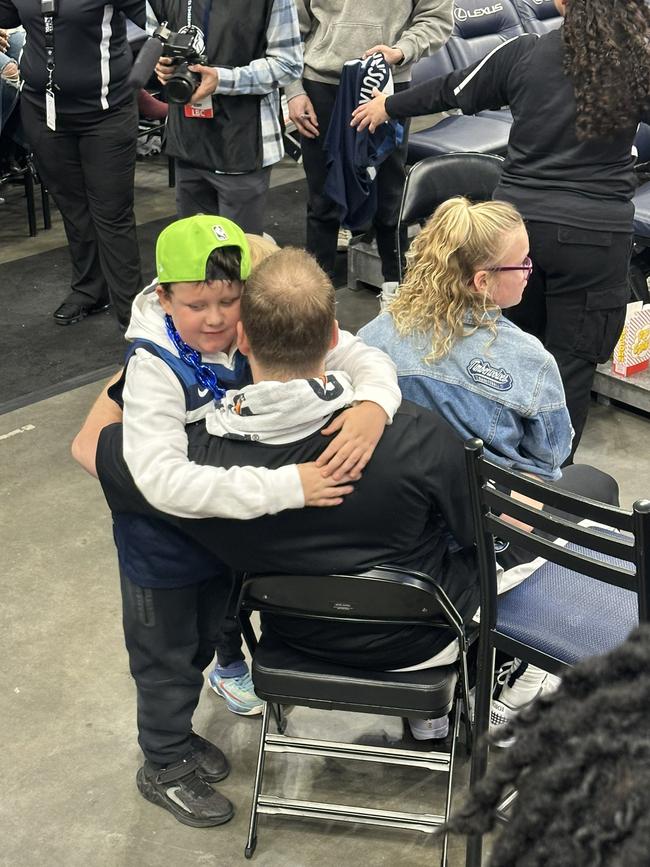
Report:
90,247,479,677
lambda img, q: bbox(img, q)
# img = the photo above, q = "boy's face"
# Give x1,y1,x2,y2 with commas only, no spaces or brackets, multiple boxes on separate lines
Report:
157,279,243,356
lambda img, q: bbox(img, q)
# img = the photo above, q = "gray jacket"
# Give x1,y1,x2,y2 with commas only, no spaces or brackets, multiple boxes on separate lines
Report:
285,0,453,98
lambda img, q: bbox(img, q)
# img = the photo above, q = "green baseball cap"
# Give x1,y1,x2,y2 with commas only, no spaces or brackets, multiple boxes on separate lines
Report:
156,215,252,283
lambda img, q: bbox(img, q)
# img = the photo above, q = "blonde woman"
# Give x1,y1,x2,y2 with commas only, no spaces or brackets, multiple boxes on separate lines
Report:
360,197,574,480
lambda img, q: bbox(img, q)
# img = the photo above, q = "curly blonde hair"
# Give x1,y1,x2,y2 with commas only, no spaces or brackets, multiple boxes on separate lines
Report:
389,197,525,362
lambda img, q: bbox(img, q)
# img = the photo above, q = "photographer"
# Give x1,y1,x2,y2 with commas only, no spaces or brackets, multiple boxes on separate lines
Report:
0,0,145,330
148,0,302,234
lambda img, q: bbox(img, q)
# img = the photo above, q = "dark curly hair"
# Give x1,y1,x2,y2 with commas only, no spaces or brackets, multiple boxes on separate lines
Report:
447,626,650,866
563,0,650,139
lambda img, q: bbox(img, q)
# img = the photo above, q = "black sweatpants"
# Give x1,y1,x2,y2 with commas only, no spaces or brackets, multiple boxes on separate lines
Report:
21,97,142,330
120,570,232,768
506,221,632,455
300,79,410,283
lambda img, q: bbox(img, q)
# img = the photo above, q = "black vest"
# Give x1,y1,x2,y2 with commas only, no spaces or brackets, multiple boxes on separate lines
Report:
163,0,274,173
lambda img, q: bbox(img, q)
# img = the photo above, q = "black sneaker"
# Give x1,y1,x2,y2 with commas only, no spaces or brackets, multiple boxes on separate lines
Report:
190,733,230,783
136,758,234,828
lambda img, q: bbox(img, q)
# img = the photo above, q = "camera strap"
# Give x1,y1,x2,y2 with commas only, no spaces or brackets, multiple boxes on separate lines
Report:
41,0,57,129
185,0,212,40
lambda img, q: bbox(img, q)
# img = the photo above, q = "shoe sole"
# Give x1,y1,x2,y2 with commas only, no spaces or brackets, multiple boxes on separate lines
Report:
53,303,111,326
209,681,263,716
136,768,234,828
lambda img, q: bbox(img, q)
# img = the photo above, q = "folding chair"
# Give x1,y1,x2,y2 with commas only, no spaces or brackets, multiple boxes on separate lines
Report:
397,152,503,278
463,438,650,867
237,565,473,866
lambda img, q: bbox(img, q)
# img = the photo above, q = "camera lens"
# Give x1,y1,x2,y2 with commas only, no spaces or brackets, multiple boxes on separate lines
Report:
166,75,196,103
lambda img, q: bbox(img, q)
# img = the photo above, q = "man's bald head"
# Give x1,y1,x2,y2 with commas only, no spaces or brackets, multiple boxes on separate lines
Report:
240,248,336,378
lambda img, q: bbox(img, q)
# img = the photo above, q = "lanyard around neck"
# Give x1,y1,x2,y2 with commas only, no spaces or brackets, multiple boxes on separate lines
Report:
185,0,212,42
41,0,57,86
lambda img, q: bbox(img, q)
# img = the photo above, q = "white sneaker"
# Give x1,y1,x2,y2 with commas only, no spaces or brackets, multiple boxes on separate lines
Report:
337,228,352,250
408,715,450,740
380,281,399,311
490,659,560,736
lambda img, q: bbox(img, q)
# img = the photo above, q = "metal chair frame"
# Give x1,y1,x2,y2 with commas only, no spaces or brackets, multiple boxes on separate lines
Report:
237,565,474,866
463,437,650,867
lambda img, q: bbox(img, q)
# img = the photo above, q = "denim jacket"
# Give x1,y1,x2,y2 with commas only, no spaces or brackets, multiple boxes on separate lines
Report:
359,311,573,480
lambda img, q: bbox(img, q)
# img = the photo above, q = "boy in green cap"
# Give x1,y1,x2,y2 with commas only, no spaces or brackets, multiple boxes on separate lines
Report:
101,215,401,827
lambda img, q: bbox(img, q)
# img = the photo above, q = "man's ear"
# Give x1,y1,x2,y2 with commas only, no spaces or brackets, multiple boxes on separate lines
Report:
329,319,340,350
155,284,173,314
237,320,251,356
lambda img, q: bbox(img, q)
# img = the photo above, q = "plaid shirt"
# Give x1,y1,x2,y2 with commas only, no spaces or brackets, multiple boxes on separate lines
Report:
213,0,302,168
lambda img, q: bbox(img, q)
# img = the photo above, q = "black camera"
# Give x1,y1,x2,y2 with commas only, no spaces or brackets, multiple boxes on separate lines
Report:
129,23,208,105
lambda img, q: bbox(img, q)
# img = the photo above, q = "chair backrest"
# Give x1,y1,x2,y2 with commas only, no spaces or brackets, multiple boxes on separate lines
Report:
511,0,562,34
634,122,650,165
410,46,455,86
447,0,525,69
463,438,650,628
398,152,503,228
238,565,465,641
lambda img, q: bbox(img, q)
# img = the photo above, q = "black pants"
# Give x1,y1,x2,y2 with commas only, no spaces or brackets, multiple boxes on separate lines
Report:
120,571,231,768
300,79,410,283
506,221,632,455
21,98,142,330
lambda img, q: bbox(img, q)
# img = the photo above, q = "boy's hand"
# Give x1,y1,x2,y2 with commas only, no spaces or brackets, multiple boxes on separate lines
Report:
317,401,388,480
298,462,355,507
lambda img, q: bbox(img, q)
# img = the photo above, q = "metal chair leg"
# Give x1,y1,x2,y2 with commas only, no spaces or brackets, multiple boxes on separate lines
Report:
245,700,272,859
41,183,51,230
24,169,36,237
465,646,495,867
440,698,462,867
459,649,473,752
271,703,287,734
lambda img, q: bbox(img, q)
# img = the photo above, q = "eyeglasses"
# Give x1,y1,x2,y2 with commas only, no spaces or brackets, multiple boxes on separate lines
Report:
487,255,533,276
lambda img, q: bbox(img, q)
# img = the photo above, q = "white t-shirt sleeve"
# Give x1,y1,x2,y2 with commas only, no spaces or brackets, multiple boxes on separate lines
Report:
325,329,401,422
122,351,304,519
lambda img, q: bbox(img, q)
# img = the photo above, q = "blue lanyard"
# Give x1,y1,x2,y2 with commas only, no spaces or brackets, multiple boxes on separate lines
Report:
164,314,226,401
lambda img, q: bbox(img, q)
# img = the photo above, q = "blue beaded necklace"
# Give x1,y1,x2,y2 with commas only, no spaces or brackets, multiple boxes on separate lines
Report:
164,313,226,401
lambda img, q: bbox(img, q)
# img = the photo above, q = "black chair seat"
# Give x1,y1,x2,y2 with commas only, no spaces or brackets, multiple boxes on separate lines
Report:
408,115,510,163
252,634,457,719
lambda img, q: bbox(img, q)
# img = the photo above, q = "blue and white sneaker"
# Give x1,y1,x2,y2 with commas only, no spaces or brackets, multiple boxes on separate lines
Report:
208,670,264,716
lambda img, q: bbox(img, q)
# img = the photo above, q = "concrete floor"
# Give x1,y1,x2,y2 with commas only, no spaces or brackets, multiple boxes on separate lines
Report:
1,154,648,867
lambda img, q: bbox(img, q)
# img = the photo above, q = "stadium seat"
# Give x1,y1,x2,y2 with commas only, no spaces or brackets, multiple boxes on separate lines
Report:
512,0,563,34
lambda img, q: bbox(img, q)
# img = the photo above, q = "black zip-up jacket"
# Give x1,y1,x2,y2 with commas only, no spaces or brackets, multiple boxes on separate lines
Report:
97,400,479,671
386,28,649,232
0,0,145,114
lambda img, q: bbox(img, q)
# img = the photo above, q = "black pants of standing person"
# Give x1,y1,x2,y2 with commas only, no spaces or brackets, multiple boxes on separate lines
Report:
120,570,232,768
300,79,410,284
21,97,142,330
506,221,632,457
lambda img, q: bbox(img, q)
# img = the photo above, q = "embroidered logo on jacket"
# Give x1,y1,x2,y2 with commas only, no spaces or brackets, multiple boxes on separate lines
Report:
466,357,513,391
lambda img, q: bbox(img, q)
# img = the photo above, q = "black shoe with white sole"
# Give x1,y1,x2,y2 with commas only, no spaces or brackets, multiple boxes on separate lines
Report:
136,757,234,828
